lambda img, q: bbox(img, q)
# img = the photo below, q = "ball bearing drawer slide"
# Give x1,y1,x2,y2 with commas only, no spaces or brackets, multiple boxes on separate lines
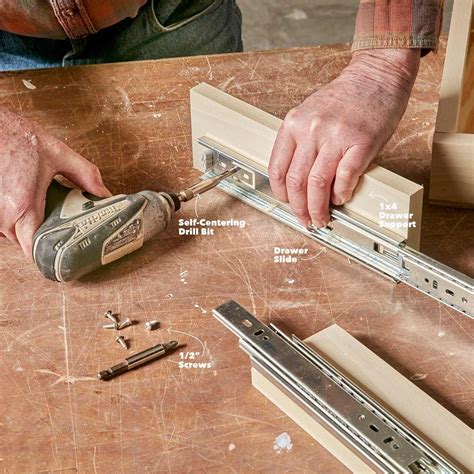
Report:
198,137,473,318
212,300,461,473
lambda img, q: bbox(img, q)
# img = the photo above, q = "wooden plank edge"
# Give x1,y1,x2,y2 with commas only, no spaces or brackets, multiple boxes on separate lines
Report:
435,0,473,133
459,26,474,132
429,198,474,208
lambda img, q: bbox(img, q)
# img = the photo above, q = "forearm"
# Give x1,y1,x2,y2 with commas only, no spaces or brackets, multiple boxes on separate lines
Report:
322,48,420,154
344,49,421,96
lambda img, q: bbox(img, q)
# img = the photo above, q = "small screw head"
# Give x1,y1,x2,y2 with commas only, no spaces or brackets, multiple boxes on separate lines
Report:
115,336,128,349
104,311,119,325
200,149,214,169
144,320,160,331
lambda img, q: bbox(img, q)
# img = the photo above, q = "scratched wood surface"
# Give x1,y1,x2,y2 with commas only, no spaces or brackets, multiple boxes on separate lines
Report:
0,39,472,473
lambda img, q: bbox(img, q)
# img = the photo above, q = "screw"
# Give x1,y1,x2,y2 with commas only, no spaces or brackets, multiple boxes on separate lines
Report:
102,323,117,329
117,318,133,330
144,320,160,331
104,310,119,325
115,336,128,350
200,149,214,169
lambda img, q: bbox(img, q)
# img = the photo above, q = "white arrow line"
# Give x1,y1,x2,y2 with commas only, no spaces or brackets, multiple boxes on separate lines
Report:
167,328,207,355
369,191,389,203
301,247,326,261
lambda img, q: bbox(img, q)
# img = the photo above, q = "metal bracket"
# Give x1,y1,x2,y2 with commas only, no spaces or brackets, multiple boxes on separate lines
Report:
213,300,462,473
198,136,473,318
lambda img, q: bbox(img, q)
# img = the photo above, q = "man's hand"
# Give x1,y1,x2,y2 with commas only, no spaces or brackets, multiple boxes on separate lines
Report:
268,48,420,228
0,107,111,257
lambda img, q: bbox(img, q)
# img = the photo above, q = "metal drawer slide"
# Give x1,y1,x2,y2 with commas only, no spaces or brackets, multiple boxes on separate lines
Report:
213,300,462,473
198,137,473,318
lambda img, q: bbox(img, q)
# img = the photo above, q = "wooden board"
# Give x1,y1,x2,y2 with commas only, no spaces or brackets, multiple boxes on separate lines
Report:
430,0,474,207
191,83,423,249
459,29,474,133
343,165,423,249
431,132,474,206
252,325,473,472
435,0,473,134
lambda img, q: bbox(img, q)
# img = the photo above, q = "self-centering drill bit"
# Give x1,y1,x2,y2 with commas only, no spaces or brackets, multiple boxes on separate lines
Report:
97,341,179,381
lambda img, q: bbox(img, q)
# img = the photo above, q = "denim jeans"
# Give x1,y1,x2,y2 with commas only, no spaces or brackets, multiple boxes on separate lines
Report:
0,0,243,72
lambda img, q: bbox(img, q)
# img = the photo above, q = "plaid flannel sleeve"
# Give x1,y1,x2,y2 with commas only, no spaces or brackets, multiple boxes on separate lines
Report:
352,0,445,55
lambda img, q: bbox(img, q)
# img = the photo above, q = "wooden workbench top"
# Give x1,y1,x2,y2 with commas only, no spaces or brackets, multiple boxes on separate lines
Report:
0,40,472,472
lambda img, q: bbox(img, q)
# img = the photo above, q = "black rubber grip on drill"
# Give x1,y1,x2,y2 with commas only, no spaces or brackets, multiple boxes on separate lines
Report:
166,193,181,212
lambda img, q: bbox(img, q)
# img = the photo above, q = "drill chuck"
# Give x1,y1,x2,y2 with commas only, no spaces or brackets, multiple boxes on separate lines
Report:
176,167,239,202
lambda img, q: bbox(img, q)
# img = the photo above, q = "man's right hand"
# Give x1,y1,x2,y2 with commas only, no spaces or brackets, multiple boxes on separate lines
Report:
0,106,111,258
